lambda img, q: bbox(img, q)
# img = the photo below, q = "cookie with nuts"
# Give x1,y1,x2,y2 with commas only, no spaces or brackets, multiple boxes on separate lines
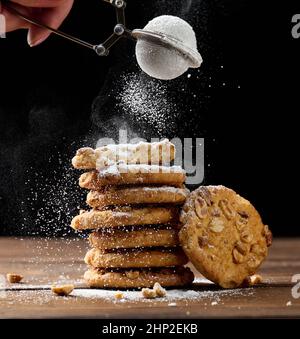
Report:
84,267,194,289
86,185,189,209
71,206,179,230
179,186,272,288
89,226,180,250
79,168,186,190
84,247,188,268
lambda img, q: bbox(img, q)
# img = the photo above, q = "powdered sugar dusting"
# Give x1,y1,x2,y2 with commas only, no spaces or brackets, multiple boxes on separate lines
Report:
71,287,255,303
117,73,179,136
19,149,83,237
2,284,255,306
193,277,214,284
98,163,121,177
95,139,174,170
144,15,198,51
98,164,185,176
142,186,188,194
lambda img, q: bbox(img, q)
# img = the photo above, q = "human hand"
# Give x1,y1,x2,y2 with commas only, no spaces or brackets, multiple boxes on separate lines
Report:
0,0,74,46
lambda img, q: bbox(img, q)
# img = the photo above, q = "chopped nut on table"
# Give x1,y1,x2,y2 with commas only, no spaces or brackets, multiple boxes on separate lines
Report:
6,273,23,283
243,274,263,287
142,288,157,299
153,282,167,297
142,282,167,299
114,291,124,300
51,284,74,296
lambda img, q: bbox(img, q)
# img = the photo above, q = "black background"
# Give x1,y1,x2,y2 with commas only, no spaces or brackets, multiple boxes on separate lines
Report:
0,0,299,236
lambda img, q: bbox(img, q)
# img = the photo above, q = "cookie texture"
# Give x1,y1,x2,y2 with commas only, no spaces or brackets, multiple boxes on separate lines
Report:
84,267,194,288
84,248,188,268
71,206,179,230
79,168,186,190
72,139,175,170
89,227,180,250
179,186,272,288
86,185,189,208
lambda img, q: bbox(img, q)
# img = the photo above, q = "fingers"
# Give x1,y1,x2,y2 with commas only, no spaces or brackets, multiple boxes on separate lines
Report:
27,0,74,46
11,0,70,8
0,1,31,32
1,0,74,45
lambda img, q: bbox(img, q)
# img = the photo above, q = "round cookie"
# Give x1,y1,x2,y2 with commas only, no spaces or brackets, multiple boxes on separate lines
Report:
86,186,189,209
72,139,175,170
71,206,179,230
84,267,194,289
89,227,180,250
79,167,185,190
179,186,272,288
84,248,188,268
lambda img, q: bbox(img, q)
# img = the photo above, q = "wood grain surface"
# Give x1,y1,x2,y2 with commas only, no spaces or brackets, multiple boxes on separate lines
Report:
0,237,299,319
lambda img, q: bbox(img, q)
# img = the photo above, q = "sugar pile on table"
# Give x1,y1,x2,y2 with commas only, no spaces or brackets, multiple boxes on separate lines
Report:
3,286,255,306
72,287,255,304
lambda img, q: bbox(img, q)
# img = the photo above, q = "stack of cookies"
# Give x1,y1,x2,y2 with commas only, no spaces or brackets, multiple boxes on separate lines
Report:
71,140,194,289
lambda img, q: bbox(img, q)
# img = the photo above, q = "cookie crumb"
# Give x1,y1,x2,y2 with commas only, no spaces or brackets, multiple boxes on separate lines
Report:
286,301,292,307
168,302,177,307
142,288,157,299
6,273,23,283
211,301,218,306
51,284,74,296
186,311,191,316
153,282,167,297
142,282,167,299
114,291,124,300
243,274,263,287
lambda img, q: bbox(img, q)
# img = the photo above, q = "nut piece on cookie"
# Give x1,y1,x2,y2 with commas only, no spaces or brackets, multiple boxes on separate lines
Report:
179,185,272,289
51,284,74,296
125,270,140,280
263,225,273,247
6,273,23,283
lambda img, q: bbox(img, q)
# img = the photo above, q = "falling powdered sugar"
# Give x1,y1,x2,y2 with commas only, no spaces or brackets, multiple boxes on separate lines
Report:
19,150,83,237
117,73,178,135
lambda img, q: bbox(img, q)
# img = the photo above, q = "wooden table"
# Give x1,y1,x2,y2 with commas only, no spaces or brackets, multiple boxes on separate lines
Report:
0,237,299,319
